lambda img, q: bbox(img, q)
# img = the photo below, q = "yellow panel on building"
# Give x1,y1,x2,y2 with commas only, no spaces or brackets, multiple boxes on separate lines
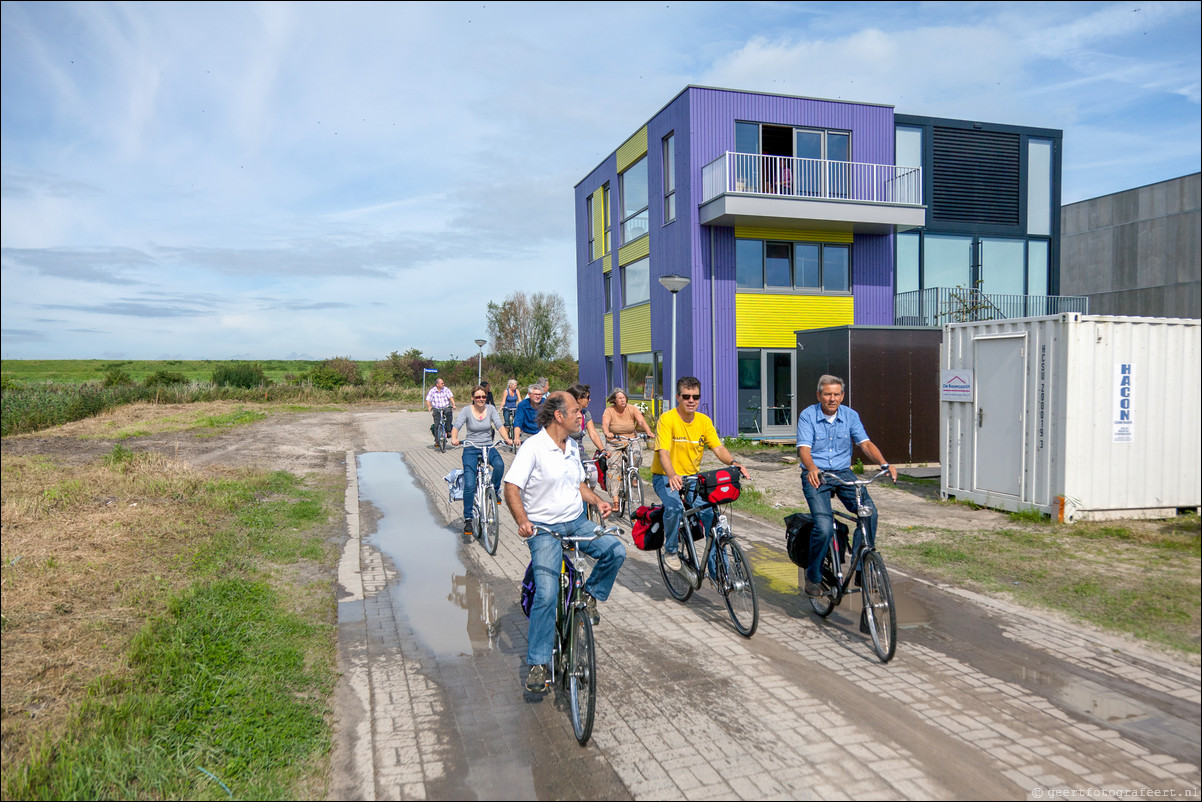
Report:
620,304,652,353
604,312,614,356
591,187,607,261
616,126,649,174
602,253,612,274
618,235,650,266
734,227,853,244
735,294,854,348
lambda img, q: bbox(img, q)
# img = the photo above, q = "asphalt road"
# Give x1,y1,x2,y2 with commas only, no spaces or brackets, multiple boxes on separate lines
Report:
330,410,1201,801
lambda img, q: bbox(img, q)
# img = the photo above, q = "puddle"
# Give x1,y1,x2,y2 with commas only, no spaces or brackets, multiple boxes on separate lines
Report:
357,451,477,660
448,572,502,652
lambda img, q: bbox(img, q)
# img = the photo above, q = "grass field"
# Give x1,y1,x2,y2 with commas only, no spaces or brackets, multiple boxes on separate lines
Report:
0,359,357,385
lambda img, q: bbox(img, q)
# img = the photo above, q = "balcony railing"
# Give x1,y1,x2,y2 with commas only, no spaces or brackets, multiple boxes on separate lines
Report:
894,288,1089,327
702,152,922,205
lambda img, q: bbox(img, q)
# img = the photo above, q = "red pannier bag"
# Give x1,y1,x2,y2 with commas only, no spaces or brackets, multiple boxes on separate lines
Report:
630,505,665,551
696,467,741,504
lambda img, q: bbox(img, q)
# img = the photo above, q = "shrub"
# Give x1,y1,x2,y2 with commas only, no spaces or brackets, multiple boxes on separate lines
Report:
212,362,269,388
102,367,134,388
143,370,188,389
300,356,363,390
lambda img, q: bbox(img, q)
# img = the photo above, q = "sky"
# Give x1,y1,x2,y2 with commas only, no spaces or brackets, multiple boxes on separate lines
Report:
2,1,1199,362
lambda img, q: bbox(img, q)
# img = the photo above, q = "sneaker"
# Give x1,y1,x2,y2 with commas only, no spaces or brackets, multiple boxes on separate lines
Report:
524,664,549,693
583,592,600,625
664,551,682,571
464,518,474,536
805,580,824,597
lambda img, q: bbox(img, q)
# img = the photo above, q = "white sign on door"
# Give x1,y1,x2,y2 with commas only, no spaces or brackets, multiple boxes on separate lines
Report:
940,369,973,402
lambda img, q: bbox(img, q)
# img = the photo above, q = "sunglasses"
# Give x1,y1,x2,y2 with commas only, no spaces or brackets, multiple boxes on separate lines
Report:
473,395,487,400
679,393,700,401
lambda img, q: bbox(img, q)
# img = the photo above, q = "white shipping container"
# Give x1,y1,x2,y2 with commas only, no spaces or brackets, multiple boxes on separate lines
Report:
940,314,1200,521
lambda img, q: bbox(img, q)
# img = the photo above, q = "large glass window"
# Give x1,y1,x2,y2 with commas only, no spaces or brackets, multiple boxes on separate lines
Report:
586,195,594,257
795,243,821,288
736,239,763,288
620,157,649,244
737,350,761,434
765,242,792,287
1028,240,1049,295
603,184,611,254
603,271,612,313
895,125,923,168
822,246,850,292
622,257,650,306
980,238,1026,295
896,231,920,294
924,234,973,289
735,122,759,154
663,133,676,223
1027,138,1053,237
624,353,660,404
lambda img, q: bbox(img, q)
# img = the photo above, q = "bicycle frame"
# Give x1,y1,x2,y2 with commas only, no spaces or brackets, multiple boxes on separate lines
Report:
676,484,728,590
816,469,885,600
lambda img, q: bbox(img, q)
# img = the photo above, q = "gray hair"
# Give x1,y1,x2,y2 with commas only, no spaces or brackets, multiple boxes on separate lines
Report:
528,383,543,394
817,375,845,393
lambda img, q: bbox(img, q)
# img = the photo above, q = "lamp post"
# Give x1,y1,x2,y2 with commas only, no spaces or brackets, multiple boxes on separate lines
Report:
658,275,690,409
474,339,487,385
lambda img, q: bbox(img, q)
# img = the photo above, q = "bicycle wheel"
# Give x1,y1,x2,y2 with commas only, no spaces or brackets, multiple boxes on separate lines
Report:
719,538,759,638
861,550,897,663
567,609,596,745
628,470,644,510
481,486,499,555
657,539,694,602
437,427,447,453
808,546,837,617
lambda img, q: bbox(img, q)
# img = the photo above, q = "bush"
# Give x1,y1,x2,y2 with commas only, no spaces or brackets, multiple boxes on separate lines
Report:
301,356,363,390
102,367,134,388
143,370,188,388
212,362,269,389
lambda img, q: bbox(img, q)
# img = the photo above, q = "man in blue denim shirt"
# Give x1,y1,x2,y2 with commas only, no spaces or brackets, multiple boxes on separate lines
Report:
796,375,897,598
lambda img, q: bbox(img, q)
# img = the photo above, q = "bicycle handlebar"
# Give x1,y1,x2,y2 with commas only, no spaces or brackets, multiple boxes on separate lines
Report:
819,468,893,487
531,524,624,541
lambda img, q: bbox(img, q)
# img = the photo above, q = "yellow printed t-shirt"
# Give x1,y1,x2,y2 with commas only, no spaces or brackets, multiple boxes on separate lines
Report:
652,408,722,477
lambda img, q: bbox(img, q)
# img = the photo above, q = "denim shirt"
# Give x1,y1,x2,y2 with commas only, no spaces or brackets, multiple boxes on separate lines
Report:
795,403,869,471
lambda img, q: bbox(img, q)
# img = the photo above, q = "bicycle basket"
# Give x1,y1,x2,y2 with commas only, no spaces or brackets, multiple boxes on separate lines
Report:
630,505,665,551
697,467,741,504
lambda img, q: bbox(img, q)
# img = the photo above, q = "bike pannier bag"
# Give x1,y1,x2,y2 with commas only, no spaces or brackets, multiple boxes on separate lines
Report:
630,505,665,551
595,450,608,491
697,467,741,504
520,559,575,617
784,513,850,568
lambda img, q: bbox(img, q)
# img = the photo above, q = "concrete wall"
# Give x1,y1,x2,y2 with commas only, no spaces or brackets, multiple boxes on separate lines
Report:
1061,173,1201,318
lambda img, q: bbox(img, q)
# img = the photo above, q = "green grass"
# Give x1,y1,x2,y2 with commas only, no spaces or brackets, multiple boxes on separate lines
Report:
886,521,1201,653
4,467,337,800
1,359,342,385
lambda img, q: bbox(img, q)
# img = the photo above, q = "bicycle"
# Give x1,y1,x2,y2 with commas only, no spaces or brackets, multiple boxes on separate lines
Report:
502,407,518,453
606,434,648,519
467,442,503,555
657,478,759,637
581,454,604,523
431,406,453,453
807,469,897,663
530,523,623,745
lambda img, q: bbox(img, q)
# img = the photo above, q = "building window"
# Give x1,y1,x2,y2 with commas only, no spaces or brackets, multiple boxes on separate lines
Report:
586,195,595,258
1027,138,1053,237
620,156,649,244
736,239,851,292
624,352,660,405
603,184,612,254
603,271,612,312
895,125,923,168
622,257,650,306
904,231,1053,296
896,231,920,295
663,133,676,224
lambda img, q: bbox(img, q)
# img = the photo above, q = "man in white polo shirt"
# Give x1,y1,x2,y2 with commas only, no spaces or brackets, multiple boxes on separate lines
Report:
503,390,626,693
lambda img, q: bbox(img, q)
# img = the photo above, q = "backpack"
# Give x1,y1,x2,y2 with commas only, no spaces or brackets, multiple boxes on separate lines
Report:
697,467,741,504
630,505,665,551
520,558,575,617
784,513,849,568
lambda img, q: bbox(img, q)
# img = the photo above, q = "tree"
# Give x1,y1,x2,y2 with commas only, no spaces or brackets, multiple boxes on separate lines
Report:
486,291,574,361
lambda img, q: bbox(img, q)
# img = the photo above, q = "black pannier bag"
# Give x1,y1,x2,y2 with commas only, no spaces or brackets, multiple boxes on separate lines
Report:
784,513,849,568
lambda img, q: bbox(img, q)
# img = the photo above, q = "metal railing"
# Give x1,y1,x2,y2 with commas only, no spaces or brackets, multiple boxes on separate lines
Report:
702,152,922,205
893,288,1089,327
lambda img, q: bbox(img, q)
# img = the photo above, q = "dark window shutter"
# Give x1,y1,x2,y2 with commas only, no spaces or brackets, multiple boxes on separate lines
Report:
931,127,1020,225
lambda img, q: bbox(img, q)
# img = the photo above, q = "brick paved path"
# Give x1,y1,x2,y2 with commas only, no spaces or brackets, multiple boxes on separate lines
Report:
331,410,1201,801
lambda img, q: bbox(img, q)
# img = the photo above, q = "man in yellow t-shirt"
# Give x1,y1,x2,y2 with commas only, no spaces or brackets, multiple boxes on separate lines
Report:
653,376,749,571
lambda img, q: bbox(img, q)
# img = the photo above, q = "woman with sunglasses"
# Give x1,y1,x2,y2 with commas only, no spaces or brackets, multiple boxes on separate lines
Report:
451,384,513,535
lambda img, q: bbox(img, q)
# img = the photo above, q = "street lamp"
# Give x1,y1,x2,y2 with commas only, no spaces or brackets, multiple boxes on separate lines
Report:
474,339,487,385
658,275,690,409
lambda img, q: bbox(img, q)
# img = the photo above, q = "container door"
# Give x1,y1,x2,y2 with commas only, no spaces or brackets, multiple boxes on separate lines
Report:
974,336,1025,497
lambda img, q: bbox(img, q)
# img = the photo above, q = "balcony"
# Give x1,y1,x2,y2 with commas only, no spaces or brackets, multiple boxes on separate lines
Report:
700,152,926,234
894,287,1089,327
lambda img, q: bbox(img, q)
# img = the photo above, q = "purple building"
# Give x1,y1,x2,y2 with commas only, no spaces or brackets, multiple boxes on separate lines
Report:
575,86,1061,437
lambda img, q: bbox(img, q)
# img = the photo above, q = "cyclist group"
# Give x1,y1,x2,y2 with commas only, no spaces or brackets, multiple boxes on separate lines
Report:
429,371,895,694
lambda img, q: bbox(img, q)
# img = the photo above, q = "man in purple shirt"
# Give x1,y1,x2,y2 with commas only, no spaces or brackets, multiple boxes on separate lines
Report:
795,375,896,598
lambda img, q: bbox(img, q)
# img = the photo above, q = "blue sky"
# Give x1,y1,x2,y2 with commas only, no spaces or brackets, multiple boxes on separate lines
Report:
2,1,1199,361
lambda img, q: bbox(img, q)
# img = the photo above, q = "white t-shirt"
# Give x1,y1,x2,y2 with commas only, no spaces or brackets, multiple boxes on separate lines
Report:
503,428,585,524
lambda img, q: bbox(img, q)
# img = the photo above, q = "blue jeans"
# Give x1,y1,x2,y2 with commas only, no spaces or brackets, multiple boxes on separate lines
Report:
802,469,877,585
652,474,716,572
525,511,626,666
462,445,503,520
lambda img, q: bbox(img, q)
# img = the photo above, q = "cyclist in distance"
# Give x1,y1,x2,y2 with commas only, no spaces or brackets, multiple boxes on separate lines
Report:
450,384,513,536
503,391,626,693
425,376,455,445
652,377,748,571
601,387,655,492
501,379,522,440
511,383,545,449
796,375,897,597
